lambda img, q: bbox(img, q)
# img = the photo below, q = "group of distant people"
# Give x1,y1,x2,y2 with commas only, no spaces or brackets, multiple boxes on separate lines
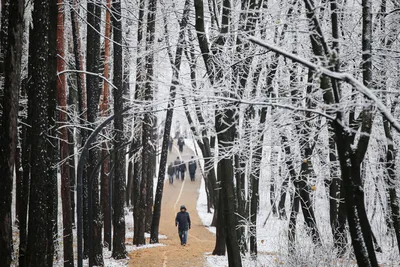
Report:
169,136,185,153
167,156,197,184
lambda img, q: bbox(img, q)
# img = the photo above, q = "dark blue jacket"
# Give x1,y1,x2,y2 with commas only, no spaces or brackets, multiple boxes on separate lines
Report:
188,160,197,174
175,211,191,231
167,165,175,175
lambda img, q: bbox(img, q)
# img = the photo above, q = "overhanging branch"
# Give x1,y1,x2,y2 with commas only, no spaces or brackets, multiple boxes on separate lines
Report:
248,37,400,133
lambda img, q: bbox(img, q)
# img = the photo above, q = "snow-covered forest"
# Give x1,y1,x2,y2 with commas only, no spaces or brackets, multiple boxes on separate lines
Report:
0,0,400,266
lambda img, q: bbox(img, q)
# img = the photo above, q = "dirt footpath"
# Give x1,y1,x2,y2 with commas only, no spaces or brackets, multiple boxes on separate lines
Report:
128,144,215,267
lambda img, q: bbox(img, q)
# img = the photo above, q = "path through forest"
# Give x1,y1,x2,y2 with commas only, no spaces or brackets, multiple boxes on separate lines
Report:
128,143,215,266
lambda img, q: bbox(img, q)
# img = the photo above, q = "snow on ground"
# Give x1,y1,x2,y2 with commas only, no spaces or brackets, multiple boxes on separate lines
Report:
186,138,400,266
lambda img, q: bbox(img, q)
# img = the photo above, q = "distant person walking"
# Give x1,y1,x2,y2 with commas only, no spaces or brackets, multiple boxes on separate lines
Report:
175,205,191,246
188,156,197,181
168,136,173,152
177,137,185,153
179,160,187,180
167,162,175,184
174,157,181,180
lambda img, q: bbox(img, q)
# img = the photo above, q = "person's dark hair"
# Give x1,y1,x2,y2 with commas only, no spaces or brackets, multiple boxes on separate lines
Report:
180,205,186,210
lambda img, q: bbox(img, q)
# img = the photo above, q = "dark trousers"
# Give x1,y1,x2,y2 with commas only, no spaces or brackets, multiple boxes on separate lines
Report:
180,171,185,180
189,172,195,181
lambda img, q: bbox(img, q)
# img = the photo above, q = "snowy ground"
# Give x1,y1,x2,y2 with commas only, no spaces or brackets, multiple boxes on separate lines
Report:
186,138,400,267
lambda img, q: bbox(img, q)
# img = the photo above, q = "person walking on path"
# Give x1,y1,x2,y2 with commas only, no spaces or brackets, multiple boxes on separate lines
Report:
168,136,173,152
175,205,191,246
177,137,185,152
174,156,181,180
188,156,197,181
179,160,187,181
167,162,175,184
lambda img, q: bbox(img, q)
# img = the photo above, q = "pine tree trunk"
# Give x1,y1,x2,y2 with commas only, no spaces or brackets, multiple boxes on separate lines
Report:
101,0,112,250
133,0,145,245
86,1,103,265
111,0,127,259
47,3,60,265
57,1,74,265
26,1,53,265
143,0,158,235
212,190,226,255
0,0,23,264
19,79,30,267
69,0,89,258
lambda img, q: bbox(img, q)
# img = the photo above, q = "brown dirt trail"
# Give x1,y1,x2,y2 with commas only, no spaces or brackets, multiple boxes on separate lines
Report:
128,144,215,267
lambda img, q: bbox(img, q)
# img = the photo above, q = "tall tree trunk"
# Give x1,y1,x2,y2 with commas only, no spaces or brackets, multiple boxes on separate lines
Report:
26,1,53,265
101,0,112,250
69,1,87,259
47,2,59,264
0,0,24,265
143,0,158,234
212,190,226,255
86,1,103,265
133,0,145,245
56,0,74,266
194,0,242,264
150,0,191,243
68,88,76,225
111,0,127,259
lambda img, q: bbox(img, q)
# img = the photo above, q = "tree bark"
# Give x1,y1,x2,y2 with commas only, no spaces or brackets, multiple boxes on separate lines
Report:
133,0,145,245
86,1,103,265
56,0,74,265
0,0,24,265
101,0,112,250
26,1,53,265
111,0,127,259
143,0,158,235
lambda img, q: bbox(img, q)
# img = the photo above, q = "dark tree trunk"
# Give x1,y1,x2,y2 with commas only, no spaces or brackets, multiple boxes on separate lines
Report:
126,142,134,207
143,0,157,235
278,173,289,220
212,190,226,255
67,90,76,225
234,153,246,252
86,1,103,265
15,146,22,223
133,143,142,244
101,149,111,249
47,2,59,265
0,0,24,265
328,131,347,255
150,0,190,244
0,0,9,98
69,0,87,247
100,0,112,251
288,187,300,253
56,0,74,265
26,1,53,265
111,0,127,259
19,80,30,267
194,0,242,264
281,135,322,249
133,0,145,245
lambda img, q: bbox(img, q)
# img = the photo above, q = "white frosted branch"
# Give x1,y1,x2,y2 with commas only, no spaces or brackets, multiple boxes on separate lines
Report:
248,36,400,133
